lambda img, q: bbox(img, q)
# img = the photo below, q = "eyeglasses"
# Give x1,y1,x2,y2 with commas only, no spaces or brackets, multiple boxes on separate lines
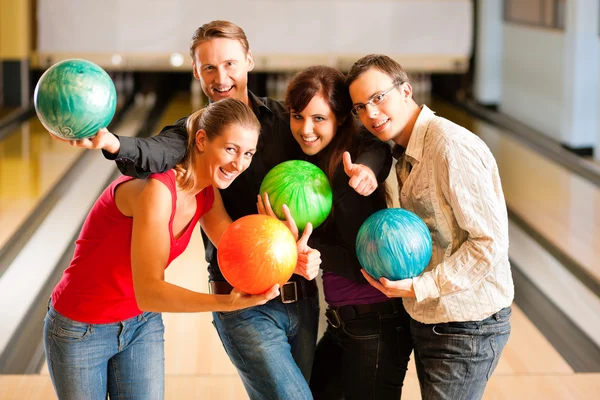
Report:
351,82,402,116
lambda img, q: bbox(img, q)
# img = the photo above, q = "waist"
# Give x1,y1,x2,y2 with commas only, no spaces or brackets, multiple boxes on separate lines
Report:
325,298,407,328
209,275,318,304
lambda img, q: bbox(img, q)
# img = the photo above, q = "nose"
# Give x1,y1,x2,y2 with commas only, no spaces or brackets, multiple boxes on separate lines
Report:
232,154,246,172
216,66,227,84
366,103,379,118
300,119,313,135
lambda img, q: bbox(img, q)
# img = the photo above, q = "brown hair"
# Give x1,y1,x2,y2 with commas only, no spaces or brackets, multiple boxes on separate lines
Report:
345,54,409,88
285,66,359,181
175,98,260,190
189,20,250,58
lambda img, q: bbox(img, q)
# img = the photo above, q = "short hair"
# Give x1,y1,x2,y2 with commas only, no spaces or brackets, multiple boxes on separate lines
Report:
345,54,409,87
189,20,250,58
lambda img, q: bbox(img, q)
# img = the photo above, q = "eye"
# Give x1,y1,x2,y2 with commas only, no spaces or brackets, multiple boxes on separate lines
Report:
292,114,303,120
353,105,365,114
314,116,325,122
204,65,215,71
372,94,385,104
245,151,255,158
226,147,236,154
227,62,236,67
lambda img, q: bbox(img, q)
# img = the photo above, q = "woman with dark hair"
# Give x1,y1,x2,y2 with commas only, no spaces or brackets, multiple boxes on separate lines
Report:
260,66,413,399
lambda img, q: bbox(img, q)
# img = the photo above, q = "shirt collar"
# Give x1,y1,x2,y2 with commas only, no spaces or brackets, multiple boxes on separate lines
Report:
248,90,274,121
392,105,435,164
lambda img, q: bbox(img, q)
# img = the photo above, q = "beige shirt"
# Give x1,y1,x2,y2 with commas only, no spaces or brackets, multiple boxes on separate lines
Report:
395,105,514,324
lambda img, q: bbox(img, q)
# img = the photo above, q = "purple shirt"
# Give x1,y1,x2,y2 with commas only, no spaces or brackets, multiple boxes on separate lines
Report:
323,272,388,307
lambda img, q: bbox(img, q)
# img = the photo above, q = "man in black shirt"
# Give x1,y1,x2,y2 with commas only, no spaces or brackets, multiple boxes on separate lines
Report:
58,21,388,400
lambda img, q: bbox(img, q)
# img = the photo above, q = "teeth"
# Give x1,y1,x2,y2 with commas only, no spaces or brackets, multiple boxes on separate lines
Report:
220,168,234,177
301,135,318,143
373,119,389,128
214,86,233,93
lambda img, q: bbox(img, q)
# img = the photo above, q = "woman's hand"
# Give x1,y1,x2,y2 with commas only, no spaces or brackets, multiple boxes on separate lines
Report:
257,193,299,241
228,284,281,311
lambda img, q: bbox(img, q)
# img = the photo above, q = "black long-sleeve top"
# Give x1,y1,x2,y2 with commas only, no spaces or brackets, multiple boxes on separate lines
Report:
308,133,392,283
105,91,390,281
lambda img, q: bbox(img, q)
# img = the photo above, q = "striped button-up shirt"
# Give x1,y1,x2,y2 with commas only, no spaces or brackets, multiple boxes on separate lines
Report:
395,105,514,324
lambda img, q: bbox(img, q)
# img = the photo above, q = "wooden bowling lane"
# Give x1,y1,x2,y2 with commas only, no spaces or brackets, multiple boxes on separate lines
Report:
429,98,600,287
0,117,83,250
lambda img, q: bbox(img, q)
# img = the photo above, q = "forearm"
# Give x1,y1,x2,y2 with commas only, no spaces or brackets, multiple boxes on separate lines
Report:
105,119,189,178
412,237,499,302
135,280,234,313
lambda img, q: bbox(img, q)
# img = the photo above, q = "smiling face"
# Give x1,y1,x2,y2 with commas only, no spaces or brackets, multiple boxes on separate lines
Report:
349,68,414,146
196,122,259,189
290,93,339,156
192,38,254,105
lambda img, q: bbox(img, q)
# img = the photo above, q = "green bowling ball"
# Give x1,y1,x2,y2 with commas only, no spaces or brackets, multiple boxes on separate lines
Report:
34,59,117,140
259,160,333,231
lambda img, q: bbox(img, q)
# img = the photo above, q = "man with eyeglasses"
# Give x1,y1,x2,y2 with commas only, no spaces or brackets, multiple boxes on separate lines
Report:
346,54,514,400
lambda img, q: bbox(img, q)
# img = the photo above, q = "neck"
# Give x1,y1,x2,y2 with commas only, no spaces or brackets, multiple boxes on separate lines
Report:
393,100,421,148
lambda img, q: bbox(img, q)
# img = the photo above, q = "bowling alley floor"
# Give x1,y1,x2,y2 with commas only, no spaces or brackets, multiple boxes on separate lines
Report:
1,92,599,399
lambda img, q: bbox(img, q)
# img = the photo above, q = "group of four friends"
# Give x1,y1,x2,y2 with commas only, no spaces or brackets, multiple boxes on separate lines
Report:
43,20,513,400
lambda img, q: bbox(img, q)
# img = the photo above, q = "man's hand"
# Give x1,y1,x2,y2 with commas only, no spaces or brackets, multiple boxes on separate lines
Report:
48,128,121,154
343,151,377,196
294,223,320,280
361,269,416,298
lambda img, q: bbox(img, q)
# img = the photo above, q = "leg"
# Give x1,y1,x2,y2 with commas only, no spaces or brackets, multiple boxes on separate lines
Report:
106,312,165,400
338,305,413,400
289,294,320,381
412,307,512,400
44,306,116,400
212,300,313,400
310,327,344,400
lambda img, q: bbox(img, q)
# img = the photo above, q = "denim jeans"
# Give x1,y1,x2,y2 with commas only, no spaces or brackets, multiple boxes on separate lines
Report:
411,306,512,400
309,300,413,400
212,293,320,400
43,303,165,400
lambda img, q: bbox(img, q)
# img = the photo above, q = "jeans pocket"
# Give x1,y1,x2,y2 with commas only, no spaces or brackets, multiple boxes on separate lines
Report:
342,314,380,340
52,323,91,342
432,322,478,338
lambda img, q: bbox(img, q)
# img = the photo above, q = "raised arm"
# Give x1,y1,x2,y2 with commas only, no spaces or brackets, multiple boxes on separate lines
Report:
130,180,277,313
105,118,189,179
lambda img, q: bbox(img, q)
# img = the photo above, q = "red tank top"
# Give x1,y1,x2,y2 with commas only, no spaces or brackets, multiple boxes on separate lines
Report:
51,170,214,323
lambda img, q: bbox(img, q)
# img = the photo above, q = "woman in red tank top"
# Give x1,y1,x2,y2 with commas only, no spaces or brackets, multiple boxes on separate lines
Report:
44,98,280,400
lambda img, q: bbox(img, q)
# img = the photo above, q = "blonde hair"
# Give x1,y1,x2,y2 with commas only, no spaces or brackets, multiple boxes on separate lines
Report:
189,20,250,59
175,98,260,190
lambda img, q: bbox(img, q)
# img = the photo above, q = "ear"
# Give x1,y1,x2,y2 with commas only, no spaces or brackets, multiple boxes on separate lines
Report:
246,50,255,72
400,82,413,101
192,60,200,80
195,129,207,152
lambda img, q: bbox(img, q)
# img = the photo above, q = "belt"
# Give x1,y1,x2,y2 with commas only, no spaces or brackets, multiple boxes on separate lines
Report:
209,276,317,304
325,299,405,328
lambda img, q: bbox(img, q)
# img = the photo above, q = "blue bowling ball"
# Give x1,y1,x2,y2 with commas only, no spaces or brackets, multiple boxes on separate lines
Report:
356,208,432,280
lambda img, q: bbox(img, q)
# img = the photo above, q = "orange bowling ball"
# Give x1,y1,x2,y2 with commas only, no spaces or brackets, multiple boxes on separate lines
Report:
218,215,297,294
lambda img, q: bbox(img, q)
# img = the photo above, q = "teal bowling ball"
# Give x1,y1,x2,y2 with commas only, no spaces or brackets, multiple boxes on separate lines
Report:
356,208,432,280
34,59,117,140
259,160,333,231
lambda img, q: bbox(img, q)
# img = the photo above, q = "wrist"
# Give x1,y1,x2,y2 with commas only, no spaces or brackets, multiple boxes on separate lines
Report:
104,134,121,155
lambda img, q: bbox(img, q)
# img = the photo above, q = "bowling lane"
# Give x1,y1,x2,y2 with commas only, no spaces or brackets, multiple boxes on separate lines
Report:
0,117,83,250
0,95,131,252
429,98,600,286
0,107,18,120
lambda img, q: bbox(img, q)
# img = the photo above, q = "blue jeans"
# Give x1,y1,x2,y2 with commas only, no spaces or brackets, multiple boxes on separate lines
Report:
44,303,165,400
411,307,512,400
212,294,320,400
310,299,413,400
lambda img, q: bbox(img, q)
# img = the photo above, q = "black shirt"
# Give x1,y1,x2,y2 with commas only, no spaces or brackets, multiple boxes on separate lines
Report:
308,133,392,283
106,91,389,281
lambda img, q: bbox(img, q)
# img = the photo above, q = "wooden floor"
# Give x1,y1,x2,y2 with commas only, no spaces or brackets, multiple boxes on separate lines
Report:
1,93,599,399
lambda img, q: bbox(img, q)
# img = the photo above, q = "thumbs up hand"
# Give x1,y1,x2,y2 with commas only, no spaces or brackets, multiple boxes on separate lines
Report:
343,151,378,196
294,223,320,281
